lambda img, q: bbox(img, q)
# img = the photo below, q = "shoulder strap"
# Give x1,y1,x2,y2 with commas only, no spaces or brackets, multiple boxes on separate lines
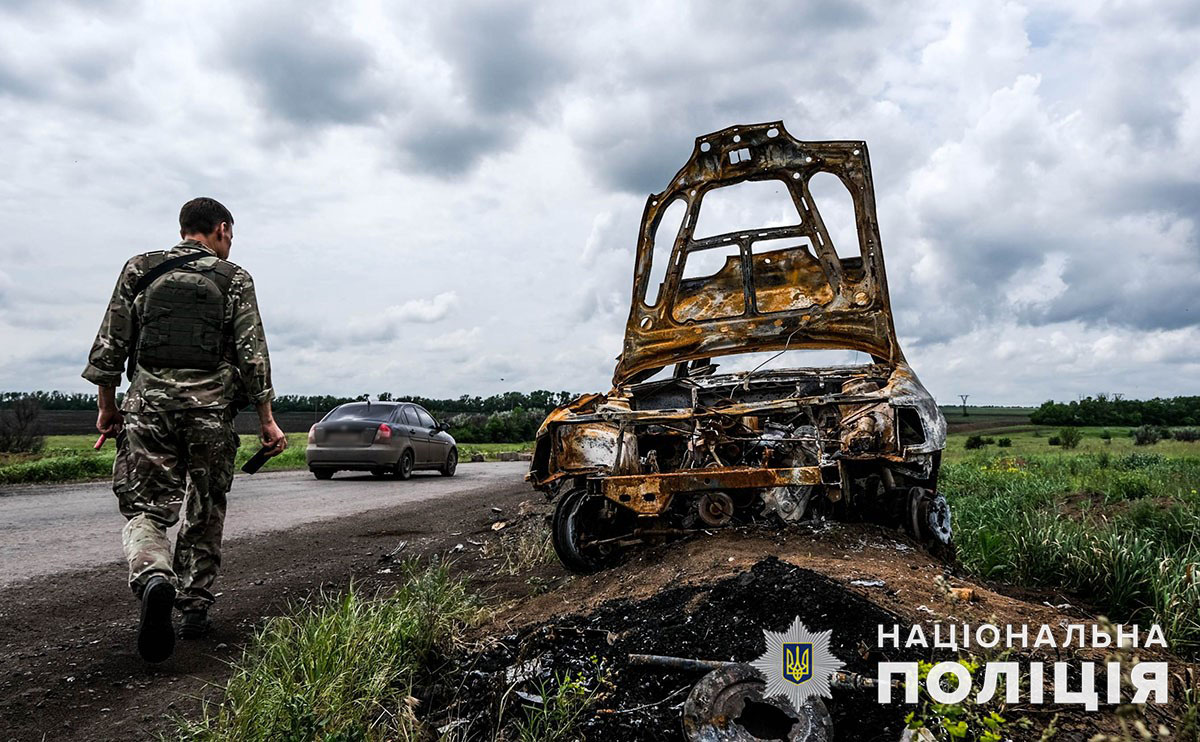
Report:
132,251,208,297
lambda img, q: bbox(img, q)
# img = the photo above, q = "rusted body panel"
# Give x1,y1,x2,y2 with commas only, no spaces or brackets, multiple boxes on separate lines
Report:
532,122,950,570
599,466,823,515
616,122,900,386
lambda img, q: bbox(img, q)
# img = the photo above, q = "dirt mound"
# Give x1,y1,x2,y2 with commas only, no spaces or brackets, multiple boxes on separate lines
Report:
433,506,1142,741
428,557,927,741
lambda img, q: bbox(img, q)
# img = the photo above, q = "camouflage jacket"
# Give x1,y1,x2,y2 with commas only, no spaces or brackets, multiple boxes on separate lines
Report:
82,240,275,413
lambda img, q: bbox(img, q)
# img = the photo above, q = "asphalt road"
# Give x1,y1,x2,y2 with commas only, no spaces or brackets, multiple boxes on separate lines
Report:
0,462,530,587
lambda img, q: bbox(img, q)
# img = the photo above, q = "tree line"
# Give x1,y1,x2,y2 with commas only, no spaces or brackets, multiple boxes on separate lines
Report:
0,389,579,444
1030,394,1200,427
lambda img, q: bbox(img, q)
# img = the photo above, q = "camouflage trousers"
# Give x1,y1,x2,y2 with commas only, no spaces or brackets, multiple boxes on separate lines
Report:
113,408,238,612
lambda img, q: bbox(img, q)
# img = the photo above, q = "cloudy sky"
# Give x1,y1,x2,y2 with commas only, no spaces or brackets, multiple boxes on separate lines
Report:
1,0,1197,405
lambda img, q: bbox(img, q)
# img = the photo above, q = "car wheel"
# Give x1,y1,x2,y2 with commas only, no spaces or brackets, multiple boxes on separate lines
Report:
907,486,954,550
440,448,458,477
552,488,628,574
312,468,334,480
394,449,414,480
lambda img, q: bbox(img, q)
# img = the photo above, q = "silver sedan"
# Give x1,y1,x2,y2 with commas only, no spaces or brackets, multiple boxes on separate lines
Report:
306,401,458,480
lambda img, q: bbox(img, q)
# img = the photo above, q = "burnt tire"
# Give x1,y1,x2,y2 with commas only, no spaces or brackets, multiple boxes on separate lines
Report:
311,468,334,480
394,449,414,480
439,448,458,477
908,486,953,548
552,488,624,574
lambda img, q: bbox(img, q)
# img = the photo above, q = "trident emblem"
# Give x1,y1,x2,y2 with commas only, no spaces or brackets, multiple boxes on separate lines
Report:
783,642,812,684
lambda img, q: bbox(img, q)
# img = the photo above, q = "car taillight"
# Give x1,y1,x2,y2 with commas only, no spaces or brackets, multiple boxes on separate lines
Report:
375,423,392,443
307,425,316,444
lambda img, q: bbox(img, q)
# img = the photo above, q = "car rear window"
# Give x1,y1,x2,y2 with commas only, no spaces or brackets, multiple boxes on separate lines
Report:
325,403,393,421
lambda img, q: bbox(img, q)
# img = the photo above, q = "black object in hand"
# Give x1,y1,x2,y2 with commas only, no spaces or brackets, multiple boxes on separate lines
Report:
241,445,275,474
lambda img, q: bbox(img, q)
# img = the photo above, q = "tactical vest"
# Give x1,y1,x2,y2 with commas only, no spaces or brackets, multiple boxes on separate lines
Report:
134,251,237,371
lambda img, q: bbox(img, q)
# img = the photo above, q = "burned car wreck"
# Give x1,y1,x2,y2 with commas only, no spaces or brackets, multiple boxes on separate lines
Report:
529,122,949,573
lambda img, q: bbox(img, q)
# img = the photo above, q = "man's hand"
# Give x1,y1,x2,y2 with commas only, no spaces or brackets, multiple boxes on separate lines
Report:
97,408,124,435
96,386,123,435
260,419,287,456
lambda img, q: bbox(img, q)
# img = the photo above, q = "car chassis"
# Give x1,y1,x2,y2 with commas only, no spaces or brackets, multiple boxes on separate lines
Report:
528,122,949,573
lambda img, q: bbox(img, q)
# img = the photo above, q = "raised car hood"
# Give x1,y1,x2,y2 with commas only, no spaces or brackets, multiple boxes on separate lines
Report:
613,122,903,386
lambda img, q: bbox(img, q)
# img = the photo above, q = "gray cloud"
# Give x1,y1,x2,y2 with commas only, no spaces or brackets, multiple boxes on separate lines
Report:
394,117,514,176
427,1,569,116
225,6,385,127
271,293,459,351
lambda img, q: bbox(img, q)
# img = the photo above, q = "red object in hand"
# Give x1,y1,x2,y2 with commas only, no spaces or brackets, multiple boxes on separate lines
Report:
94,434,108,450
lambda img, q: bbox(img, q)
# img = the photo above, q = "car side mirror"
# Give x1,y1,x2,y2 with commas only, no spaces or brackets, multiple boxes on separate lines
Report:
435,421,450,432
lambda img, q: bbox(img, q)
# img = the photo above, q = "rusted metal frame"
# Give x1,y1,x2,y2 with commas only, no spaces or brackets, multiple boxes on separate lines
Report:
687,224,806,252
794,174,846,293
615,125,905,385
652,194,705,314
598,465,823,515
616,316,898,386
667,176,819,323
552,392,886,428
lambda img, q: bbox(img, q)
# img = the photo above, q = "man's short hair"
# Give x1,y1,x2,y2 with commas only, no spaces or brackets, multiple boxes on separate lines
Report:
179,197,234,235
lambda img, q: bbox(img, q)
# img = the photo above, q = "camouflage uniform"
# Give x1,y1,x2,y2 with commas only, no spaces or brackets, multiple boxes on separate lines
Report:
83,239,274,611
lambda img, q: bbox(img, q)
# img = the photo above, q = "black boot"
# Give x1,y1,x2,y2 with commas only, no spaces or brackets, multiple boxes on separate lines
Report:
179,609,211,639
137,576,176,663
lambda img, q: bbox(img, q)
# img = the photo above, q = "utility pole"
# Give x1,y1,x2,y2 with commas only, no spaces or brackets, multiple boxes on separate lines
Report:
959,394,970,417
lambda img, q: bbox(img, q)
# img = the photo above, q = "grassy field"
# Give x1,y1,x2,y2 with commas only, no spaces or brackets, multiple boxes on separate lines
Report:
943,425,1200,652
944,424,1200,462
0,434,533,486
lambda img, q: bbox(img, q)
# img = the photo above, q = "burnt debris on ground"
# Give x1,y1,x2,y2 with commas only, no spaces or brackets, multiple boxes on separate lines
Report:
425,556,925,741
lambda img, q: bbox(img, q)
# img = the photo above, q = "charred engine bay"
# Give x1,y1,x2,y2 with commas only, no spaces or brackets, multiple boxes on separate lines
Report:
629,365,920,469
623,366,940,524
424,557,925,741
533,364,951,573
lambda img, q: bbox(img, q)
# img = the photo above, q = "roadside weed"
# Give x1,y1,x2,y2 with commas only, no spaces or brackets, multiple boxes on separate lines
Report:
175,559,482,742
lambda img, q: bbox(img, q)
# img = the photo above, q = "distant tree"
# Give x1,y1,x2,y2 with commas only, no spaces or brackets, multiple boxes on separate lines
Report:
0,398,45,453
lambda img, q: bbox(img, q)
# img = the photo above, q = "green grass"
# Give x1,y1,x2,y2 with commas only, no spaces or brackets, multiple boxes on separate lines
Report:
0,435,532,486
455,441,532,460
944,425,1200,463
504,670,606,742
943,438,1200,653
0,433,309,486
175,560,482,742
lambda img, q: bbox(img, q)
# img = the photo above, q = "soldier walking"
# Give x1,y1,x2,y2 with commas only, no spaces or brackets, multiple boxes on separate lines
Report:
83,197,287,662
